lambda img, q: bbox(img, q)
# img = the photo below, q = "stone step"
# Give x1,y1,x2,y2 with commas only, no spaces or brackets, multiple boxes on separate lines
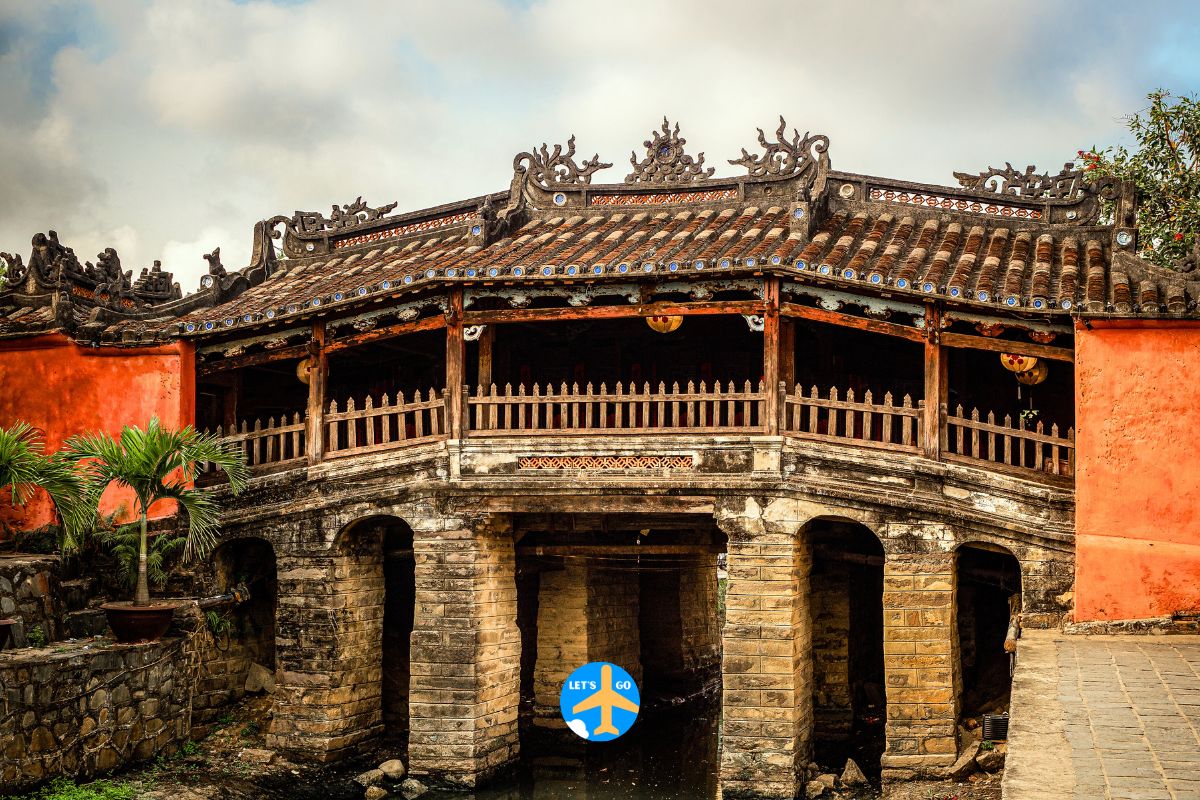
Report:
63,608,109,639
59,577,100,611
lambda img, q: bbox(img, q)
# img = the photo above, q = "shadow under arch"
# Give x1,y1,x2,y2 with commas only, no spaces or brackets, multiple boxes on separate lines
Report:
335,513,416,747
801,516,886,777
955,541,1022,722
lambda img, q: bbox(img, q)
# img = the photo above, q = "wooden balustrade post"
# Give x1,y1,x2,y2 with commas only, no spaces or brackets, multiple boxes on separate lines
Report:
922,303,947,460
764,278,782,435
478,324,494,388
446,287,466,439
306,322,327,465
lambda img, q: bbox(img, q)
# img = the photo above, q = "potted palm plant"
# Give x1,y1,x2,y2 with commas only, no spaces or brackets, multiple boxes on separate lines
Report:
67,417,248,643
0,421,90,554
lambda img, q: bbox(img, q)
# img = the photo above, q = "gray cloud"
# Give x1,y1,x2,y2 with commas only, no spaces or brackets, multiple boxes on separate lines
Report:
1,0,1196,292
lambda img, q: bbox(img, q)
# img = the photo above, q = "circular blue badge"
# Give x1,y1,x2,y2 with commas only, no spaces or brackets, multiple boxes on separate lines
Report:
559,662,640,741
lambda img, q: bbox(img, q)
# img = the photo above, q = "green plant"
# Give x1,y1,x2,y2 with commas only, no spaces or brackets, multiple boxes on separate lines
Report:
0,422,90,553
1081,90,1200,269
25,624,46,648
102,527,185,591
67,418,248,606
1,777,138,800
205,609,234,640
980,739,996,751
179,740,199,757
240,720,260,738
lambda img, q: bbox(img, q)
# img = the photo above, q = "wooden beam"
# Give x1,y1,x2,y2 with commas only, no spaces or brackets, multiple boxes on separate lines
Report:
196,343,309,377
763,278,781,435
780,317,796,389
780,301,925,343
446,288,466,438
940,331,1074,363
922,304,947,461
306,322,327,465
477,324,495,388
325,315,446,354
461,300,764,326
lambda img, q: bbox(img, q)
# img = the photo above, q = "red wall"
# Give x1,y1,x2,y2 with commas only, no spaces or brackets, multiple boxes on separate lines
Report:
0,333,195,532
1075,319,1200,621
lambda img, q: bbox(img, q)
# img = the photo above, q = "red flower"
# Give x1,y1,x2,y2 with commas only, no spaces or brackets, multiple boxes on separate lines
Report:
1175,233,1185,241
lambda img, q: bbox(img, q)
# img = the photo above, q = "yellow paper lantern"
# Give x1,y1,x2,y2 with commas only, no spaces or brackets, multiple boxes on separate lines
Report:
296,356,312,385
646,315,683,334
999,352,1037,373
1014,361,1049,386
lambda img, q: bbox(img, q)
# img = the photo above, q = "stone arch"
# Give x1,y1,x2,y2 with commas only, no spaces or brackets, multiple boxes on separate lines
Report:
955,541,1021,722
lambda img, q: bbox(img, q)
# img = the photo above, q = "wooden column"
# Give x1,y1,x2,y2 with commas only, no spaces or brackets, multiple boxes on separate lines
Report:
446,288,466,439
780,317,796,390
306,322,327,465
478,324,494,388
922,303,947,460
763,278,782,435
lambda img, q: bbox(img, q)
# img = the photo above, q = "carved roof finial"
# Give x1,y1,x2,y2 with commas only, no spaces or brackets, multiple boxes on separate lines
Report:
625,117,714,184
514,136,612,188
729,116,830,181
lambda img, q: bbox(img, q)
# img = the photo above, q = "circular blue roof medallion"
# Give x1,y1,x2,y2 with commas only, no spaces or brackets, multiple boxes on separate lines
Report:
977,291,989,301
843,269,855,279
770,255,781,265
1061,299,1072,309
542,266,553,276
447,268,457,277
470,224,482,235
1005,296,1018,306
185,323,196,332
553,193,567,206
265,310,276,319
382,280,392,289
333,292,344,301
203,321,214,330
719,258,731,268
243,314,252,322
593,265,603,275
694,260,704,270
488,267,499,277
1032,298,1044,309
357,286,368,295
224,318,234,326
425,269,436,278
311,298,321,306
668,261,679,271
793,207,805,219
403,275,413,284
287,304,298,313
795,260,807,270
514,266,525,276
466,269,476,278
897,278,909,288
618,263,629,273
949,287,960,297
819,265,830,275
643,262,654,272
745,257,757,267
870,273,882,284
922,282,935,293
567,266,577,276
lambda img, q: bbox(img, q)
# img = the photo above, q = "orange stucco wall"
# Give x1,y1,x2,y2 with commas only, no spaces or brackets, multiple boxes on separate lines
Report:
1075,319,1200,621
0,333,194,533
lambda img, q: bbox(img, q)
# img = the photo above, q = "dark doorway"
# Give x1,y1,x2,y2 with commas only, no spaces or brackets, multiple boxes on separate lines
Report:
957,544,1021,720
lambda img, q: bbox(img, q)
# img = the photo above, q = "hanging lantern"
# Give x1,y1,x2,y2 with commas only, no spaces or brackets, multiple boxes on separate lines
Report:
1014,360,1049,386
646,315,682,334
296,356,313,385
999,352,1037,373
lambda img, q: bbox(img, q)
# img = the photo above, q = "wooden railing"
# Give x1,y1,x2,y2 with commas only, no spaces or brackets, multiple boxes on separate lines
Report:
465,381,767,435
783,386,921,452
325,390,446,458
205,381,1075,484
944,405,1075,478
210,413,306,469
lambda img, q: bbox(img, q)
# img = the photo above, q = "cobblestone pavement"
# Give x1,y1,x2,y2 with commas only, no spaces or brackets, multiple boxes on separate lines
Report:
1003,631,1200,800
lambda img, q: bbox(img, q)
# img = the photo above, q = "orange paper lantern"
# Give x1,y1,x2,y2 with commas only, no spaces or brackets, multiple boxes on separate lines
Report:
999,353,1037,373
1014,361,1049,386
646,315,683,333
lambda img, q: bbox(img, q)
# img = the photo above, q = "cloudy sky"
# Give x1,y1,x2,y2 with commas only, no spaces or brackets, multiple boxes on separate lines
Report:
2,0,1198,292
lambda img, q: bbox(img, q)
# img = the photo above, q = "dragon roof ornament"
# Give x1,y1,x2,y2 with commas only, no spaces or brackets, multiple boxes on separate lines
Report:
514,136,612,189
952,162,1096,201
283,197,400,236
626,117,715,184
729,117,830,183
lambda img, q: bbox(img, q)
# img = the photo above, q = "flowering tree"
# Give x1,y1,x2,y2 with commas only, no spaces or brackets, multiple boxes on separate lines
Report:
1080,90,1200,270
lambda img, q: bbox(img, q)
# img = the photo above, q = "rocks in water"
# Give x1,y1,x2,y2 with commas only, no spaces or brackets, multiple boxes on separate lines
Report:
399,778,428,799
976,745,1006,773
365,787,389,800
244,663,275,694
840,757,868,787
379,759,406,780
355,768,385,787
805,779,827,798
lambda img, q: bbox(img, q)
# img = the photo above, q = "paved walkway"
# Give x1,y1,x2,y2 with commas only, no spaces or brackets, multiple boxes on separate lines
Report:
1003,631,1200,800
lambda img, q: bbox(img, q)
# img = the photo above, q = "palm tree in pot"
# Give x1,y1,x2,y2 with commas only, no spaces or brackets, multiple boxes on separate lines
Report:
67,417,248,642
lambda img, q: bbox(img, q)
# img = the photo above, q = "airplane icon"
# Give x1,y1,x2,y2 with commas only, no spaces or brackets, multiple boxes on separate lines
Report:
570,664,640,736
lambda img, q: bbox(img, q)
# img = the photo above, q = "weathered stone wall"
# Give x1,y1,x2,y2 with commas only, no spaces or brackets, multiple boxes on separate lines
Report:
0,554,64,645
678,557,720,690
0,638,196,792
641,557,721,698
811,560,852,739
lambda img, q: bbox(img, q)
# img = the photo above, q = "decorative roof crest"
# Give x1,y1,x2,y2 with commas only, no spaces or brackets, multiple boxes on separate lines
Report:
626,117,715,184
514,136,612,189
286,197,400,236
729,117,830,181
953,162,1090,200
